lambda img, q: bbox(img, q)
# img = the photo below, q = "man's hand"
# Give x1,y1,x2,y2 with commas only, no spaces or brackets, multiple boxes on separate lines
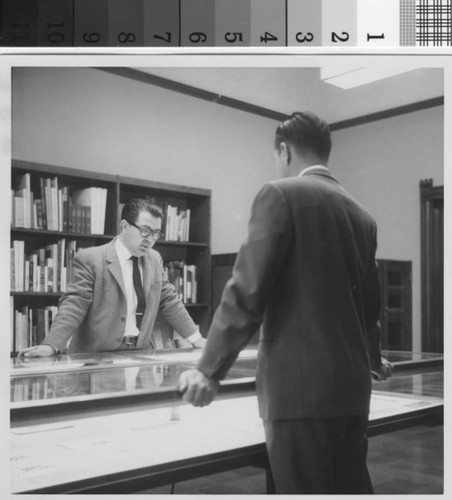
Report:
178,368,219,407
18,345,57,358
190,337,207,349
371,357,394,382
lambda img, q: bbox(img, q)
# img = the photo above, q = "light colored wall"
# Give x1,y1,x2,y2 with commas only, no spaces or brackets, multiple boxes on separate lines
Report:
330,107,444,350
12,67,443,350
12,67,277,254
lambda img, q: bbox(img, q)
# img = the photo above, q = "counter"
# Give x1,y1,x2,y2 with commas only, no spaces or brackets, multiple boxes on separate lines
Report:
10,349,443,494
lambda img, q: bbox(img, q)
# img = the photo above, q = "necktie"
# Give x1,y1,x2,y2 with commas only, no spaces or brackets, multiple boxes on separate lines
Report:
131,256,145,329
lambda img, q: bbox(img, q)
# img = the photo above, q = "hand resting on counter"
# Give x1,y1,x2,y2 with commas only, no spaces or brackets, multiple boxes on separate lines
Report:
371,356,394,382
178,368,219,407
18,345,57,357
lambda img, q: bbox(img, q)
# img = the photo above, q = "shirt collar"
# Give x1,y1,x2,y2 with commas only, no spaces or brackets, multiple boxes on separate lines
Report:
299,165,329,177
115,237,133,263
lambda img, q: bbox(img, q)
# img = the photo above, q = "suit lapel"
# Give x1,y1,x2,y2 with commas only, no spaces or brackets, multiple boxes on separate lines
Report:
142,252,155,298
106,239,127,297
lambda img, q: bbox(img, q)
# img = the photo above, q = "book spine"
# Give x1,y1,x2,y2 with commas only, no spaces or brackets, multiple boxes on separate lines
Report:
62,186,68,232
39,177,48,229
85,206,91,234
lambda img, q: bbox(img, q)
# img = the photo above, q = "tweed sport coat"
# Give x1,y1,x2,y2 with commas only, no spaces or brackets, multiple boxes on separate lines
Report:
197,168,383,420
42,239,198,353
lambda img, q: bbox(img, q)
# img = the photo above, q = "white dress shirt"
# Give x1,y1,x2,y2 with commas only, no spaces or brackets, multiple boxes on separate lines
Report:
115,238,141,338
114,238,202,345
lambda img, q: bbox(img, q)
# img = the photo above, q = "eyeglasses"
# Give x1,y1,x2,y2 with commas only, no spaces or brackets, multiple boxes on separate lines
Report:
127,220,164,240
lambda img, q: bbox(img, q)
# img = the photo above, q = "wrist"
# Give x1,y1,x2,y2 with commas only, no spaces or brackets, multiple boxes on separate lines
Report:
187,331,202,344
43,344,61,355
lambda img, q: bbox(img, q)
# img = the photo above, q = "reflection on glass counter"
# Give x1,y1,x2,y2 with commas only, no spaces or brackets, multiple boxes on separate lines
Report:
10,348,258,404
11,348,443,405
382,350,443,363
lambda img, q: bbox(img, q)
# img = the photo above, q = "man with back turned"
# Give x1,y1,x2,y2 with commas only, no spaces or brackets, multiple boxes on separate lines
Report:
179,111,393,494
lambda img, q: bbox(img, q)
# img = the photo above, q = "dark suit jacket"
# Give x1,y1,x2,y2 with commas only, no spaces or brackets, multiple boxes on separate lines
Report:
197,168,382,420
43,239,198,353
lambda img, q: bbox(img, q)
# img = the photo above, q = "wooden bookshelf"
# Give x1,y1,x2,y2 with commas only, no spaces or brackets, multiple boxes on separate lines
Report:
10,160,211,355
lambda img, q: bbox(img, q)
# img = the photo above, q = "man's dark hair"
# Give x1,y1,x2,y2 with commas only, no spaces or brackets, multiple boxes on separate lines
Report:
274,111,332,163
121,198,163,223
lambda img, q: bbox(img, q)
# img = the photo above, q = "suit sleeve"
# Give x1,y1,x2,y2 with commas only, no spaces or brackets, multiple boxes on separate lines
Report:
41,250,94,353
363,224,383,371
197,183,292,380
157,254,199,338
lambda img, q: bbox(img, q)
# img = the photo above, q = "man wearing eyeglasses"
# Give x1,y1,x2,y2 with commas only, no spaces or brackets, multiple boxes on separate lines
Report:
19,198,205,357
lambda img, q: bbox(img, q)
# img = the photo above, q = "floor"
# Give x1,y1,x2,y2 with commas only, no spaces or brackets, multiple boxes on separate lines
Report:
141,422,443,494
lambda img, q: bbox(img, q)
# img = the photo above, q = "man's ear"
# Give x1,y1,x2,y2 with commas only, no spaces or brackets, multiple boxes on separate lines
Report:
280,142,291,165
120,219,128,233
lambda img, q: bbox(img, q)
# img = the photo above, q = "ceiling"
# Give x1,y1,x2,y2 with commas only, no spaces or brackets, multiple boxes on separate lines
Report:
132,66,443,124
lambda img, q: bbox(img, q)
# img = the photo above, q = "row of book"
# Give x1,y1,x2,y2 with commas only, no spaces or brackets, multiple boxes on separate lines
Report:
164,260,198,304
11,378,51,403
11,239,79,293
12,303,58,353
164,205,191,242
12,172,108,234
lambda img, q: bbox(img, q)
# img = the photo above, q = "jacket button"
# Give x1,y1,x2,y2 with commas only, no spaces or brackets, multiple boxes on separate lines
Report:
120,317,125,322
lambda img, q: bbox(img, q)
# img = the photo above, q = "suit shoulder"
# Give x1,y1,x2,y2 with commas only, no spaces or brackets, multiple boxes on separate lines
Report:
147,248,163,265
75,241,112,263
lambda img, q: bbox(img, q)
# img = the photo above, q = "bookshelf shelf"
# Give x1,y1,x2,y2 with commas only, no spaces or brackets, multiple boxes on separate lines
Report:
11,160,212,355
11,292,64,298
11,228,115,241
155,241,209,249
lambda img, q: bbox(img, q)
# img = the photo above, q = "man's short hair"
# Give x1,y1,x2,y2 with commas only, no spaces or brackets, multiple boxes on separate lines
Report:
274,111,332,163
121,198,164,223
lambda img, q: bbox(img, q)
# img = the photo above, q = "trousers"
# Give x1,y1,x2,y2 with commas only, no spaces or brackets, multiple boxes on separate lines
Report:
263,415,373,494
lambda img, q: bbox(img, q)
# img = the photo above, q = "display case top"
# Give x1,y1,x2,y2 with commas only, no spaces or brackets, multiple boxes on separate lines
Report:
10,348,442,417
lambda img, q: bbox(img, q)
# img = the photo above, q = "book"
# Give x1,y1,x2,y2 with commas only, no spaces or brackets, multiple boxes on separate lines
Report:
50,177,59,231
72,186,107,234
43,177,53,230
61,186,68,231
12,240,25,292
16,173,32,227
39,177,48,229
14,193,26,228
10,297,15,353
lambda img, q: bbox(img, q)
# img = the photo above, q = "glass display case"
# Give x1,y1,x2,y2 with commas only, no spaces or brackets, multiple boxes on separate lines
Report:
10,349,443,494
